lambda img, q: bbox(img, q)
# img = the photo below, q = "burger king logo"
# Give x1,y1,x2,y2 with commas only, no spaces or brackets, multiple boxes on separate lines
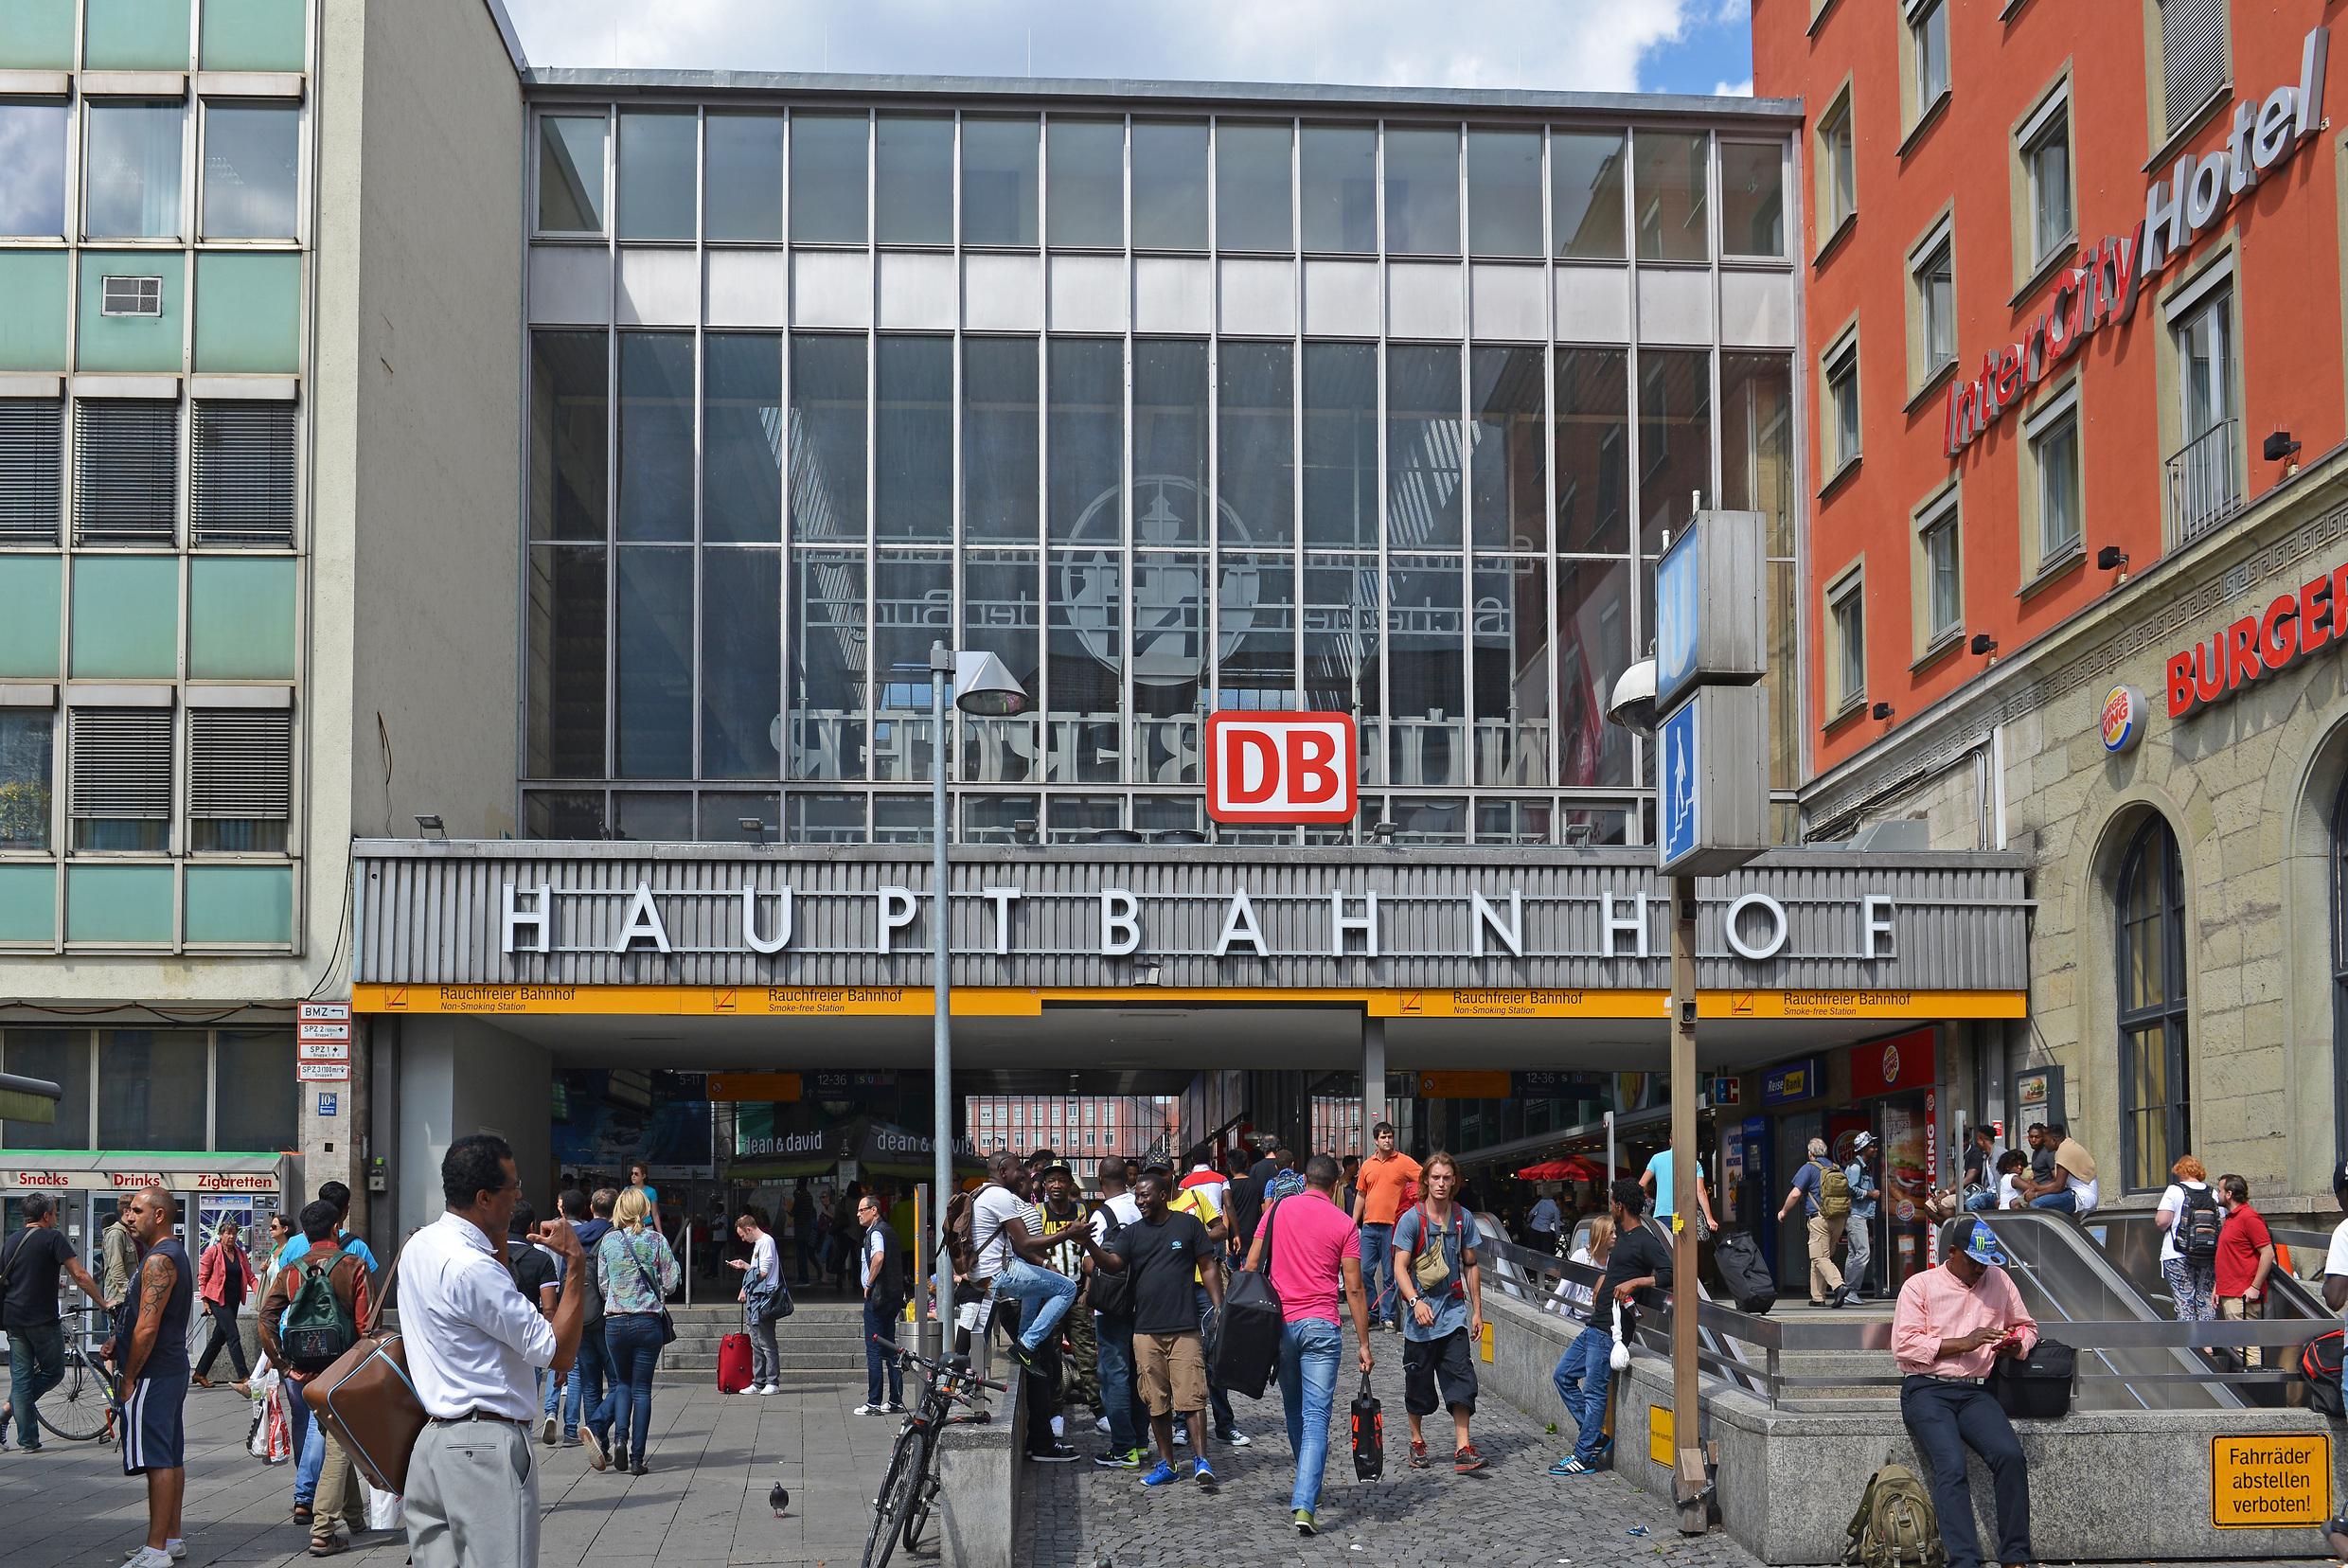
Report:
2101,686,2144,754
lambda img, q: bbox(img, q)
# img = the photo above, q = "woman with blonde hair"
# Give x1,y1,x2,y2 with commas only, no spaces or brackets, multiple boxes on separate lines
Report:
2154,1154,2219,1322
596,1185,682,1475
1568,1214,1615,1269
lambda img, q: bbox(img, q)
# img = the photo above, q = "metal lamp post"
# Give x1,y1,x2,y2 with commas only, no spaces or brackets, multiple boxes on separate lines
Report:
926,643,1027,1327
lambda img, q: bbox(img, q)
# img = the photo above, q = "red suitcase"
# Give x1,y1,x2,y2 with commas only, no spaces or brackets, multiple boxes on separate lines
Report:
719,1331,754,1394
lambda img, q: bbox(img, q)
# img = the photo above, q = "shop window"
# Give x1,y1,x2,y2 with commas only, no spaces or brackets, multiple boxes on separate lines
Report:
2115,815,2190,1194
214,1028,295,1150
98,1027,207,1150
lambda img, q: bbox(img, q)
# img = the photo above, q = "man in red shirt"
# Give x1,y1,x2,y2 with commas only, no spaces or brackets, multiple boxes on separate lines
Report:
2212,1173,2275,1369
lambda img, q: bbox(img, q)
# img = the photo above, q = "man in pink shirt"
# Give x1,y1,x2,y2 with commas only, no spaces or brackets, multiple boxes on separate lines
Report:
1244,1153,1371,1538
1892,1218,2037,1568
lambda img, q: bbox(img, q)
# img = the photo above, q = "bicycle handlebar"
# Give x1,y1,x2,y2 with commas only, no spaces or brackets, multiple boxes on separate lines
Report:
868,1335,1008,1394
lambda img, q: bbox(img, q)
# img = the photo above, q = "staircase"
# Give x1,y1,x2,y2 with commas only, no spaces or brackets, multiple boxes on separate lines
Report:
656,1299,872,1388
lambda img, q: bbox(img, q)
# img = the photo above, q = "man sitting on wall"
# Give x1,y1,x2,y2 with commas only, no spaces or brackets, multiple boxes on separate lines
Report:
1893,1218,2037,1568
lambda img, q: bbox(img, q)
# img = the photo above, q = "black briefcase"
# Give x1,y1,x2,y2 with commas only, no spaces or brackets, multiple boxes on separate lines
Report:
1988,1338,2073,1419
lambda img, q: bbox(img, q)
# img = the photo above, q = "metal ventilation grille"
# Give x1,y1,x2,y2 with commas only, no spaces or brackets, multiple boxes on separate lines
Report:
73,399,179,544
99,275,163,317
2160,0,2227,130
192,401,297,546
70,709,173,822
189,708,294,823
0,399,63,543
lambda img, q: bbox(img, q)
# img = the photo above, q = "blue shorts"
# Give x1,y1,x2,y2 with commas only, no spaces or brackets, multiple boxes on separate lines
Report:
122,1372,187,1475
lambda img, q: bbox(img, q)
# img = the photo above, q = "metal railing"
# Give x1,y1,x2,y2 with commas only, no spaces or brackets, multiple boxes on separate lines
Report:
2166,419,2242,543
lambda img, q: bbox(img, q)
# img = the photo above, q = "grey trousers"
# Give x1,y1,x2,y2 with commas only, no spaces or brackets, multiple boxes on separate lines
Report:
405,1418,539,1568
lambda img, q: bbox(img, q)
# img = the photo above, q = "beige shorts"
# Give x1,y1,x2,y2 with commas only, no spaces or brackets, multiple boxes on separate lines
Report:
1133,1332,1207,1417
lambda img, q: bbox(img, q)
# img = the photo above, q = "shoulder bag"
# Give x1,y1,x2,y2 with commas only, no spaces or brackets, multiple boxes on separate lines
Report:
622,1231,678,1345
1208,1200,1285,1400
0,1227,27,1333
303,1244,426,1496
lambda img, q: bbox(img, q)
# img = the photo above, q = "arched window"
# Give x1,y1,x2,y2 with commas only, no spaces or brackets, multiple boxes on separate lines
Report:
2116,816,2189,1193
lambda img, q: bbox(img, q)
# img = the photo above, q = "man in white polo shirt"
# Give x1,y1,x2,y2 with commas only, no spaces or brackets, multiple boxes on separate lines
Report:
400,1134,588,1568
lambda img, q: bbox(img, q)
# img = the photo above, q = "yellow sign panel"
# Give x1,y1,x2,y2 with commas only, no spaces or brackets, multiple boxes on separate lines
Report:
1649,1404,1673,1468
1380,989,1660,1020
1705,989,2026,1021
2211,1433,2329,1528
1478,1321,1494,1363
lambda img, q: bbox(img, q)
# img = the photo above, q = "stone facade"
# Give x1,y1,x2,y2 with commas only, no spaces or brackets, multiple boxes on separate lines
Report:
1804,450,2348,1217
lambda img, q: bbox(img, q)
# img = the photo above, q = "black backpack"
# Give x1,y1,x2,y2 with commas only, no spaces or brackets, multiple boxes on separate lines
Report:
1087,1208,1136,1321
2302,1328,2344,1417
2174,1185,2222,1268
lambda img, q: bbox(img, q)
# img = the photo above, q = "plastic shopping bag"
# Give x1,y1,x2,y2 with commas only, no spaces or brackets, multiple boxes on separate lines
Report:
1609,1300,1631,1374
248,1388,291,1464
362,1477,403,1532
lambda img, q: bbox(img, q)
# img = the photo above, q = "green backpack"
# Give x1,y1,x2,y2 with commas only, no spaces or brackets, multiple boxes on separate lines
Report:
281,1256,357,1374
1843,1463,1945,1568
1819,1160,1853,1222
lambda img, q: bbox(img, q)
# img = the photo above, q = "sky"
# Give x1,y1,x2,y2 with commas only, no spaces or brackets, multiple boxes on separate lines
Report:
502,0,1757,98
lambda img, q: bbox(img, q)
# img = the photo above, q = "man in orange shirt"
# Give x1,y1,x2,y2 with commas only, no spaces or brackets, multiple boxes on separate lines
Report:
1350,1123,1421,1331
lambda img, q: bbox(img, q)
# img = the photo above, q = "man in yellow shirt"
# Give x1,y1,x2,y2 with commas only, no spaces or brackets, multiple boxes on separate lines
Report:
1164,1171,1247,1447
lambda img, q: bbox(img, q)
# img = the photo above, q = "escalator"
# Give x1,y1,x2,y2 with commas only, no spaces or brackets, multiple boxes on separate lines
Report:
2079,1208,2327,1408
1971,1208,2242,1410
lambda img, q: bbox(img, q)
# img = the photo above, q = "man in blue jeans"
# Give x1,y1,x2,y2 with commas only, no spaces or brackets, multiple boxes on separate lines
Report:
1,1193,105,1452
1086,1161,1150,1466
1551,1179,1673,1476
969,1154,1078,1375
560,1186,614,1460
1351,1123,1420,1331
857,1193,908,1414
1243,1154,1371,1536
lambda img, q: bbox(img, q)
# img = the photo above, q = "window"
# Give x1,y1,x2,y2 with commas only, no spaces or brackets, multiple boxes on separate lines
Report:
1382,126,1459,255
70,706,172,852
1719,142,1785,258
1216,121,1292,252
98,1029,206,1148
615,112,697,241
85,100,184,239
1910,0,1950,112
100,274,164,316
959,117,1039,247
1633,129,1709,262
191,401,295,546
201,103,299,240
188,707,291,851
871,115,952,246
617,334,694,541
1300,124,1376,254
1825,569,1865,713
1912,232,1954,381
703,116,784,241
1916,495,1961,645
3,1031,87,1148
2030,401,2081,564
214,1029,296,1149
2116,815,2189,1193
1045,119,1123,248
0,399,63,543
1823,333,1860,475
2158,0,2228,134
1466,129,1541,257
1815,91,1855,240
790,113,867,244
1130,121,1207,250
0,99,68,237
0,707,53,850
2171,283,2237,540
537,115,605,233
2019,97,2072,267
74,399,179,544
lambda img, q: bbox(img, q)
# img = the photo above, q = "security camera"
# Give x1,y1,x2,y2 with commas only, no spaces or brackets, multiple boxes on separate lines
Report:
1608,657,1662,736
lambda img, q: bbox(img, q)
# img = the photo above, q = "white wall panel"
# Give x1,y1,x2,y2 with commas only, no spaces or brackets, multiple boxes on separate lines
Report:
527,245,610,326
1719,269,1797,348
1468,263,1545,343
878,251,959,330
791,249,874,330
963,252,1044,332
1218,258,1296,337
1635,267,1713,346
703,250,788,328
615,247,700,327
1385,260,1463,340
1553,265,1628,344
1134,256,1211,335
1048,253,1127,334
1301,258,1378,338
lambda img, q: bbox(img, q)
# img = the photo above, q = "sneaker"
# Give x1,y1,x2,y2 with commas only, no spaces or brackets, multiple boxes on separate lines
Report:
1453,1444,1487,1474
853,1402,887,1416
581,1427,608,1471
1140,1460,1181,1488
1172,1424,1188,1447
1214,1428,1252,1447
1294,1509,1317,1537
14,1443,39,1454
1408,1437,1430,1469
760,1384,782,1396
1193,1458,1218,1490
126,1551,174,1568
1550,1455,1599,1476
1027,1442,1080,1463
1005,1342,1041,1375
882,1401,906,1415
541,1414,559,1445
166,1543,188,1562
1094,1416,1112,1435
1094,1449,1140,1468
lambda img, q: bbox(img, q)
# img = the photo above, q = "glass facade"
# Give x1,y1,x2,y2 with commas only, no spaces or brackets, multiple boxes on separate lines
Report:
523,100,1800,844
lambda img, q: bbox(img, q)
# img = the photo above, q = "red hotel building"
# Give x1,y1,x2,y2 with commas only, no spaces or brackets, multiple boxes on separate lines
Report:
1755,0,2348,1215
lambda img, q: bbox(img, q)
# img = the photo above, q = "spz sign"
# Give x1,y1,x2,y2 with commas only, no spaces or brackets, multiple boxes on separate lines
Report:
1203,712,1356,824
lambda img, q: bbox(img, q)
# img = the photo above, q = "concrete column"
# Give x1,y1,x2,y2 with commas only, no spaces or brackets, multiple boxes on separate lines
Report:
1361,1015,1386,1154
297,1026,368,1235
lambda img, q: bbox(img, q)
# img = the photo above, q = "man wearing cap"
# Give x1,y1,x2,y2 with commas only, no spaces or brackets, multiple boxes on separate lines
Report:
1891,1218,2037,1568
1843,1134,1881,1303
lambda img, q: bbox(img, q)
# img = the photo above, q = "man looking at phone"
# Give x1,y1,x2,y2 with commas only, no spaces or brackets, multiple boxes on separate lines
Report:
1890,1218,2037,1568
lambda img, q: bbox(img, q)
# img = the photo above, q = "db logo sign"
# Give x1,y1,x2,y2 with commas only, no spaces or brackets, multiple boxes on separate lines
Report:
1205,712,1358,824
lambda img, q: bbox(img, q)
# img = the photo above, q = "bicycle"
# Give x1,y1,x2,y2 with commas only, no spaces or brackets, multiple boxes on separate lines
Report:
860,1340,1005,1568
36,1305,121,1445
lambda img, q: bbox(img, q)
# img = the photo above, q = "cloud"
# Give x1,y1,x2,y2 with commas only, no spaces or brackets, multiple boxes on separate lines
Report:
506,0,1714,95
1713,77,1753,96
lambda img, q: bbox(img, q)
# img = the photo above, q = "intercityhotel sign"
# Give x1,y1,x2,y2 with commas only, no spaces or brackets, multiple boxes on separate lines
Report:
1946,27,2329,457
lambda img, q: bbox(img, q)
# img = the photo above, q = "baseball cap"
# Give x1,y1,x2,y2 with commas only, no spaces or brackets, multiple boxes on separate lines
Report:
1948,1217,2008,1268
1852,1131,1876,1152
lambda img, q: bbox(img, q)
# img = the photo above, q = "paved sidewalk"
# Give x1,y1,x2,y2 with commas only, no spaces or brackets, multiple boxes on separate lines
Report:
0,1375,908,1568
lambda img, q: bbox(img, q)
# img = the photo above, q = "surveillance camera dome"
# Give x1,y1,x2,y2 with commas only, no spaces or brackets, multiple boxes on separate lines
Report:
1608,657,1662,736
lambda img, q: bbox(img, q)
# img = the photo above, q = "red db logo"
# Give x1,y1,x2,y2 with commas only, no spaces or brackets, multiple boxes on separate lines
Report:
1205,712,1358,824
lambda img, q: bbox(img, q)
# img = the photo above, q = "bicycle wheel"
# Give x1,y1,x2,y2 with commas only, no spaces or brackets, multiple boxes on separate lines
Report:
901,1472,939,1554
861,1424,928,1568
37,1356,113,1443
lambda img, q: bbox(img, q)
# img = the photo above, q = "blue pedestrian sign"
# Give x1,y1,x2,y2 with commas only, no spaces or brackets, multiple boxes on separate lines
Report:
1658,695,1700,869
316,1092,339,1118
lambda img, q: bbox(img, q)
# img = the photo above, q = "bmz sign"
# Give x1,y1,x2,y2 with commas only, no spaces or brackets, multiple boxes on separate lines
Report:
1203,712,1357,825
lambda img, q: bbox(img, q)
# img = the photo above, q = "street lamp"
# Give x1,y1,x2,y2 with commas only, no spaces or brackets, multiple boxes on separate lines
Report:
926,643,1028,1330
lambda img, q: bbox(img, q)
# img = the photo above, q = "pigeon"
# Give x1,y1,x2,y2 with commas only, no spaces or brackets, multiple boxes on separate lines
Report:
769,1483,792,1518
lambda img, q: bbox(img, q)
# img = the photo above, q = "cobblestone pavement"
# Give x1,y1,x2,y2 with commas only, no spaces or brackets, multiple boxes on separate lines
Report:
1016,1321,2306,1568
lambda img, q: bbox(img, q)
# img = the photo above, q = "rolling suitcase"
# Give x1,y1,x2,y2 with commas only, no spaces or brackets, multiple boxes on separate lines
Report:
718,1331,755,1394
1712,1231,1777,1316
